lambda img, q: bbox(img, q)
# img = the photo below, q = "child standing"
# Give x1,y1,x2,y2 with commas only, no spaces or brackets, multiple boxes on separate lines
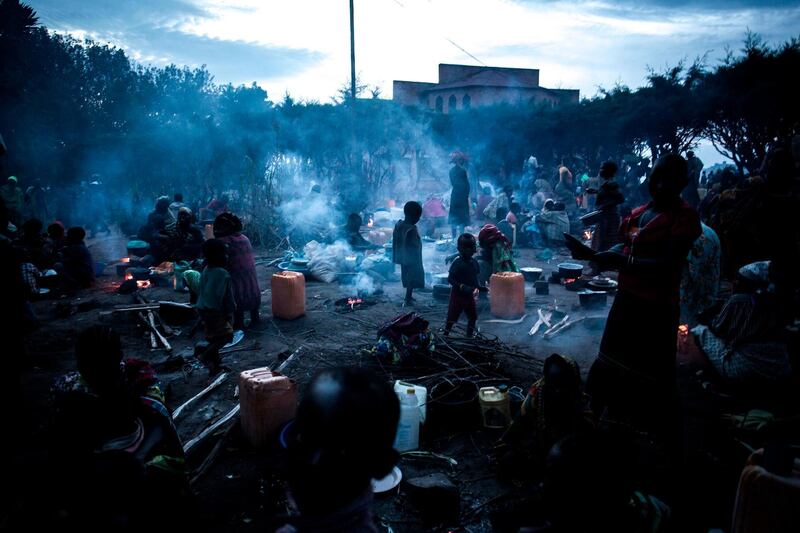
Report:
392,201,425,306
195,239,235,376
444,233,487,337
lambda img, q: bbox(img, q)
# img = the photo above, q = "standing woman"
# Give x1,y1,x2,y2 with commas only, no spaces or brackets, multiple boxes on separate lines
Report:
449,151,471,239
213,213,261,330
567,154,701,439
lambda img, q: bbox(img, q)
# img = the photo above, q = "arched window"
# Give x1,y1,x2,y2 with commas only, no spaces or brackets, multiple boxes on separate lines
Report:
435,95,443,113
448,94,457,111
462,94,471,110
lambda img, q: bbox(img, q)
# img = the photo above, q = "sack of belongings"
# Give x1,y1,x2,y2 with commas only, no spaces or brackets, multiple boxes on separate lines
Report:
374,312,435,365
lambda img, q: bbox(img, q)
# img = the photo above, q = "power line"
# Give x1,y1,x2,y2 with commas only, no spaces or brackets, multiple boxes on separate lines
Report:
385,0,486,66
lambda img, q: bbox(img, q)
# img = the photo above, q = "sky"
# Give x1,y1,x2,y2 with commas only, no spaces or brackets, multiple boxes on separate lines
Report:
27,0,800,163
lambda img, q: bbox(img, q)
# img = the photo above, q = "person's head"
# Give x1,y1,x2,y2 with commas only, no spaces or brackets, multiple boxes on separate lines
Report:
75,326,124,393
542,354,581,415
346,213,363,233
66,226,86,245
310,184,321,194
648,153,688,206
482,186,491,196
558,166,572,185
287,367,400,514
686,150,695,160
735,260,771,294
403,201,422,225
502,185,513,197
174,193,183,203
7,176,17,187
509,202,521,215
457,233,477,258
47,221,65,240
450,151,467,166
202,238,227,267
21,218,43,240
551,201,566,212
213,212,243,238
496,207,508,222
177,207,193,228
599,160,618,179
543,198,555,212
155,196,170,213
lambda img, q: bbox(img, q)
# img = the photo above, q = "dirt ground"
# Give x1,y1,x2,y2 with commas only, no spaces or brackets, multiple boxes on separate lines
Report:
13,229,784,532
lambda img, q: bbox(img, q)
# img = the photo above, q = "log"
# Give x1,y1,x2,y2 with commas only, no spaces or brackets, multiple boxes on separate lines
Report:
172,372,228,420
147,310,172,351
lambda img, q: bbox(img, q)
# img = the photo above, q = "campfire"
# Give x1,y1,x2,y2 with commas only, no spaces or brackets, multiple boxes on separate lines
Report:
120,257,131,263
561,277,584,291
582,229,593,241
137,280,151,289
678,324,689,336
334,296,375,312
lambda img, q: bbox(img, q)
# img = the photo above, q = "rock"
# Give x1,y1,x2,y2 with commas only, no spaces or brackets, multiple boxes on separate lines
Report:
404,472,460,525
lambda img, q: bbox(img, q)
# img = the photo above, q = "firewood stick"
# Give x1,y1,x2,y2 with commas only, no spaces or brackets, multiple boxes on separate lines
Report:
173,372,228,420
147,310,172,351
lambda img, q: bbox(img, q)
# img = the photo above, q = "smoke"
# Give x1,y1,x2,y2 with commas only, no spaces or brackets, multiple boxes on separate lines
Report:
346,271,376,297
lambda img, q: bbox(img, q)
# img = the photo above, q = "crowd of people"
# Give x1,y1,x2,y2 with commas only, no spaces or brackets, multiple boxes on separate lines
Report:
1,136,798,532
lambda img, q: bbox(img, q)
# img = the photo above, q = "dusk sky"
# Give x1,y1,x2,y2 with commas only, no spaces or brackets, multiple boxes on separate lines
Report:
27,0,800,162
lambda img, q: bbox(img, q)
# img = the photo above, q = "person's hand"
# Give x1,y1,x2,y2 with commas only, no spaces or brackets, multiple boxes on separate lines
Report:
594,251,626,271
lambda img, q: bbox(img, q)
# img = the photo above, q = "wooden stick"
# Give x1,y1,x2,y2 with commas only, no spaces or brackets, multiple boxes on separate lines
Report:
183,404,240,453
172,372,228,420
147,310,172,351
544,316,585,339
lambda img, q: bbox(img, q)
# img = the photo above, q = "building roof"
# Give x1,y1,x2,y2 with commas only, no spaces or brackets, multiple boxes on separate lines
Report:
429,69,540,91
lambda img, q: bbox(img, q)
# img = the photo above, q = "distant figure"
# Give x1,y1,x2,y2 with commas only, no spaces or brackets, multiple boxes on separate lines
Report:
495,207,515,247
590,160,625,254
554,166,577,220
139,196,171,244
476,186,494,223
484,185,513,221
168,193,186,223
477,224,518,285
158,207,204,262
24,179,48,223
392,201,424,306
534,200,570,247
214,212,261,330
683,150,703,209
1,176,23,225
205,193,230,218
444,233,487,337
421,195,447,238
195,239,235,376
282,368,399,533
680,222,721,327
344,213,379,250
60,226,95,288
449,152,471,238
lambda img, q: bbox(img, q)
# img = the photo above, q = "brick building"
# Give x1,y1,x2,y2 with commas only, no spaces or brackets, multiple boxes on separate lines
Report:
393,63,579,113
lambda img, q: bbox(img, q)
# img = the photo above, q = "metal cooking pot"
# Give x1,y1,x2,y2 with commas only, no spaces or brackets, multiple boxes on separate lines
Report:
557,262,583,279
578,289,607,308
520,267,543,282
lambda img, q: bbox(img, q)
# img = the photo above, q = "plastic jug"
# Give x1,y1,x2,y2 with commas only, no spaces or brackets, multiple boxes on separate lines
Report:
394,380,427,423
238,367,298,449
271,271,306,319
394,388,420,452
204,224,214,240
479,385,511,429
489,272,525,318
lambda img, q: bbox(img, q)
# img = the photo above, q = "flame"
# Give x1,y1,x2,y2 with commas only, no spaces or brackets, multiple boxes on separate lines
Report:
347,297,363,310
120,257,131,263
583,229,593,241
136,280,151,289
367,217,374,228
562,278,578,284
678,324,689,336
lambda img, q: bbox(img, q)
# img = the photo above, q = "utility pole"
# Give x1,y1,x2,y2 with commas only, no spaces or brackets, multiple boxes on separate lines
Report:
349,0,356,100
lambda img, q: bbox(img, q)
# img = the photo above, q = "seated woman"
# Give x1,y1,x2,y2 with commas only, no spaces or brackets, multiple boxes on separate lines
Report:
156,207,204,263
59,226,95,288
50,326,187,529
529,200,569,248
344,213,380,251
691,261,792,388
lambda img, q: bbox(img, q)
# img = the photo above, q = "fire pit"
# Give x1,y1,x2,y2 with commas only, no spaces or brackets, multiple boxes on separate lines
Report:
334,296,377,312
561,277,586,291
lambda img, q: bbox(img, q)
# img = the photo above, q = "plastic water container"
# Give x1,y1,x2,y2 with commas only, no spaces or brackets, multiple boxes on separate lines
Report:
238,367,298,449
394,381,427,424
394,388,420,452
271,271,306,319
204,224,214,240
489,272,526,318
479,385,511,429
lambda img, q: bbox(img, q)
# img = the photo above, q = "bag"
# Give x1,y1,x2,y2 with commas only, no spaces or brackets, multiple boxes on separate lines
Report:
374,312,434,364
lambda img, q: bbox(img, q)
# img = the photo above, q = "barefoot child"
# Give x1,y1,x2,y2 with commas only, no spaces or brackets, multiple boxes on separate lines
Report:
196,239,235,376
444,233,487,336
392,201,425,305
